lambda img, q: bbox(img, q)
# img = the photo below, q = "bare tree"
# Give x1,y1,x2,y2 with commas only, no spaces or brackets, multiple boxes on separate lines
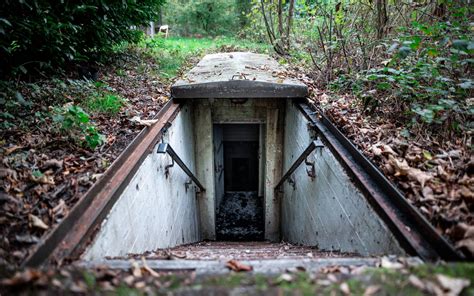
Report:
259,0,295,55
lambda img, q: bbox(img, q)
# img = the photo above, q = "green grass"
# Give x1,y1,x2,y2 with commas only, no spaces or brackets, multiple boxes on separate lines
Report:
84,94,125,115
140,36,271,79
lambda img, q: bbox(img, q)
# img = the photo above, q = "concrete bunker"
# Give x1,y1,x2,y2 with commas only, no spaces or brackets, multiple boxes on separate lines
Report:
82,52,404,261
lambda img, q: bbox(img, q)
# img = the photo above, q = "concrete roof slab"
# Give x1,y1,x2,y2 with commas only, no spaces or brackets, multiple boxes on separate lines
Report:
171,52,308,99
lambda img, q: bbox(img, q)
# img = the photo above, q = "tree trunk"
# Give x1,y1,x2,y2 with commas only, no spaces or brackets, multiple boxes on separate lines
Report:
285,0,295,51
376,0,388,39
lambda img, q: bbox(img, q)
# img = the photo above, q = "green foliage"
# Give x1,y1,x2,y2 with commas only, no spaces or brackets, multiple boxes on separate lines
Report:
163,0,239,36
53,104,105,150
0,0,165,79
85,94,125,115
331,4,473,131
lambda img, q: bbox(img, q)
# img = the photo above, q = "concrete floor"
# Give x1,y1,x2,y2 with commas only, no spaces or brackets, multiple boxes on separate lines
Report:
121,241,359,260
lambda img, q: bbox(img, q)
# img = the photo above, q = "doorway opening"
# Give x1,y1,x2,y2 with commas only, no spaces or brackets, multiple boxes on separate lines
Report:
214,124,264,241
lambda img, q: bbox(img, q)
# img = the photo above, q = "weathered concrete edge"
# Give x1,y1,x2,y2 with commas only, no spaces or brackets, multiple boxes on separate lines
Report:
171,80,308,99
78,258,379,275
22,100,182,267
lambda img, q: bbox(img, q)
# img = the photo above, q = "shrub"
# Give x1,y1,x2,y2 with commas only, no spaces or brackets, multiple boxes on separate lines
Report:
0,0,165,79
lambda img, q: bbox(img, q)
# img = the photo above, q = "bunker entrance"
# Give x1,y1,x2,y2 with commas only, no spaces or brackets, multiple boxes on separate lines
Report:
80,53,407,264
214,124,264,241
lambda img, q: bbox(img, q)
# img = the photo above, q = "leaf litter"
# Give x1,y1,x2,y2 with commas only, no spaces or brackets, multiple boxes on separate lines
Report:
0,48,168,268
299,72,473,258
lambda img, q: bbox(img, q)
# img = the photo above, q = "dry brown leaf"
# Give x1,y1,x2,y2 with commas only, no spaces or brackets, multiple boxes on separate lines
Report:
130,260,142,278
52,199,67,215
141,257,160,278
123,275,135,286
436,274,470,296
388,155,432,187
29,214,49,230
5,145,23,155
389,155,411,176
408,168,432,188
408,274,426,290
455,237,474,257
0,269,42,285
134,281,146,289
42,159,63,170
340,282,351,295
276,273,294,283
225,259,253,272
70,281,88,293
30,173,55,185
363,285,380,296
371,145,382,156
0,168,18,180
380,257,404,269
130,116,159,127
380,144,398,155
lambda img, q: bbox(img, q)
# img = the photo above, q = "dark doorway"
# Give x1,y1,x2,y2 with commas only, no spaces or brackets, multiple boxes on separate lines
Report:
214,124,264,241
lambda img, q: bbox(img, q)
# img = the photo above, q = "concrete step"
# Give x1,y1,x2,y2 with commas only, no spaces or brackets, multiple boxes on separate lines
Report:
79,257,378,276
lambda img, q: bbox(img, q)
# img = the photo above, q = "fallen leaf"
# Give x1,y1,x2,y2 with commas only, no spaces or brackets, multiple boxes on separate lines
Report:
70,281,88,293
408,274,425,290
226,259,253,272
423,150,433,160
408,168,432,188
0,269,42,285
276,273,293,283
380,257,404,269
388,155,432,187
141,257,160,278
130,260,142,277
371,145,382,156
30,172,55,185
134,281,146,289
4,145,23,155
42,159,63,170
0,168,18,180
455,237,474,257
340,282,351,295
380,144,398,155
436,274,470,296
130,116,158,127
123,275,135,286
29,214,49,230
364,285,380,296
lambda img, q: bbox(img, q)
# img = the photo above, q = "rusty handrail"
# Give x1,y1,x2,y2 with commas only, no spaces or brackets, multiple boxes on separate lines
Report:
157,142,206,192
274,140,324,192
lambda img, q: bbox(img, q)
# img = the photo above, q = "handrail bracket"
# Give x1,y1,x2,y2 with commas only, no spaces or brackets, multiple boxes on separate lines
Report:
157,142,206,193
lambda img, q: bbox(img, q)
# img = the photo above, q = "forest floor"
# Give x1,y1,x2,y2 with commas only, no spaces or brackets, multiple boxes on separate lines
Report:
0,36,472,295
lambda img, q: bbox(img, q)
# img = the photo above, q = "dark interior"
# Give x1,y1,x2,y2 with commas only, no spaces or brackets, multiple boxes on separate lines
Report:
224,142,259,191
215,124,264,241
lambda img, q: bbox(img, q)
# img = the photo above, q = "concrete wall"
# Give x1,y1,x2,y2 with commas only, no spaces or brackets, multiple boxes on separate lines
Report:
83,105,200,260
281,101,404,256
